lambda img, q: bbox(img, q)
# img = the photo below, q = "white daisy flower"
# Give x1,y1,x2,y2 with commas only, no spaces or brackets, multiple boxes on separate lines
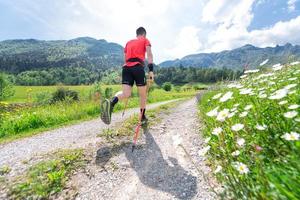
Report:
256,124,267,131
239,88,252,95
212,127,222,136
172,135,183,146
259,59,269,66
239,111,248,118
269,88,288,100
230,107,237,112
220,91,233,103
214,165,222,173
231,124,244,132
228,83,243,89
237,138,246,147
228,111,237,118
284,84,297,90
212,93,222,100
284,111,298,119
288,77,297,81
279,100,288,105
206,106,219,117
288,104,299,110
231,150,240,156
258,93,267,99
198,146,211,156
204,137,211,143
234,162,249,174
233,103,240,107
281,132,299,141
269,81,275,85
216,109,230,122
290,61,300,65
244,105,253,110
272,64,283,71
288,90,296,95
244,69,260,74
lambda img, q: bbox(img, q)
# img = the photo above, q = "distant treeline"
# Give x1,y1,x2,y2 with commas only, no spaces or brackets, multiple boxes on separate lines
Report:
155,67,242,85
2,66,241,86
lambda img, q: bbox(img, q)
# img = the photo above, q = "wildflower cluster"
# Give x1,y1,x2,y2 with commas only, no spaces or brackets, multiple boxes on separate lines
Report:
199,62,300,199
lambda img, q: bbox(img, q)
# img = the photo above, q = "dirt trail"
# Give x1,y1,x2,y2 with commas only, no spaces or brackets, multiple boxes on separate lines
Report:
75,98,217,200
0,100,177,180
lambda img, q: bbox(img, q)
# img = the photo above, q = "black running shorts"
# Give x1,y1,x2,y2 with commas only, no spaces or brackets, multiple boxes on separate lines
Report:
122,64,146,86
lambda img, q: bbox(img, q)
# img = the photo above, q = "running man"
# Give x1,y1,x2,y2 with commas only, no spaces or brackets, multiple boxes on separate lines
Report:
101,27,154,125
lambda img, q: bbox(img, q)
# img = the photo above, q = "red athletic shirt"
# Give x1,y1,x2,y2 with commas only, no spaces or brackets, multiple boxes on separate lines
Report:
124,36,151,67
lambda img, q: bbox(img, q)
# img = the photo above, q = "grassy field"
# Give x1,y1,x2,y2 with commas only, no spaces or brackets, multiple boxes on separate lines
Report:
0,84,198,143
5,85,120,103
199,63,299,199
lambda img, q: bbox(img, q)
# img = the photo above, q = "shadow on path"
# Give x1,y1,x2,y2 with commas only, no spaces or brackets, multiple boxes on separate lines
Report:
95,127,197,199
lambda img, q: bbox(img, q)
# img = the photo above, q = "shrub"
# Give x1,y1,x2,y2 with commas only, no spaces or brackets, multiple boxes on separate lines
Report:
51,87,79,103
174,86,181,92
0,73,15,100
35,91,52,105
162,82,172,91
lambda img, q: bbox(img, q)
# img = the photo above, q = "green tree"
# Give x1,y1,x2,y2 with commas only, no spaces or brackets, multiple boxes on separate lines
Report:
162,82,172,91
0,73,15,100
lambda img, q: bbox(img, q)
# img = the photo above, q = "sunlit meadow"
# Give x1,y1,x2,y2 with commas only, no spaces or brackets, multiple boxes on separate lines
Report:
0,86,196,143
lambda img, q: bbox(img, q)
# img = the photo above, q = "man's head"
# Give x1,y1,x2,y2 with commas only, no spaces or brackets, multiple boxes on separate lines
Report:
136,27,146,37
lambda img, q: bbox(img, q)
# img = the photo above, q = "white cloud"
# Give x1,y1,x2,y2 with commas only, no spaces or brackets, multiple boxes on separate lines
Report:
2,0,300,62
165,26,201,58
198,0,300,53
288,0,298,12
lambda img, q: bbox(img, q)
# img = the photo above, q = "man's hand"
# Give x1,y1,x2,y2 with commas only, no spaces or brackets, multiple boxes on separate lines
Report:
149,71,154,82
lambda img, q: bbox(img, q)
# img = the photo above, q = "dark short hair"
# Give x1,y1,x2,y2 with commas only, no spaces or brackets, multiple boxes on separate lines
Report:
136,27,146,36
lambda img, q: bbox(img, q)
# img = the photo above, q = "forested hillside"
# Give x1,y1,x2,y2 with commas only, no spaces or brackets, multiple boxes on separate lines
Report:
0,37,124,85
160,43,300,70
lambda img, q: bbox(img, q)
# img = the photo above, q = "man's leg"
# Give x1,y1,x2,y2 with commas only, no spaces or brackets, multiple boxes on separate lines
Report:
101,85,132,125
138,85,147,122
101,66,133,125
111,84,132,107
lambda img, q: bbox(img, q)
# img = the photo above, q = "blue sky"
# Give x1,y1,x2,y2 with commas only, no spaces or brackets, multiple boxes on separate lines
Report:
0,0,300,62
249,0,300,30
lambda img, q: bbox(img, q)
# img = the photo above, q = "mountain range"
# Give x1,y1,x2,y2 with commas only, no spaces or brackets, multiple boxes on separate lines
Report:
0,37,124,74
0,37,300,75
159,43,300,70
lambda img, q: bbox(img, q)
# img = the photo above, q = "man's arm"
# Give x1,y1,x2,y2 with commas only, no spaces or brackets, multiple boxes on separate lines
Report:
146,46,153,64
146,46,154,81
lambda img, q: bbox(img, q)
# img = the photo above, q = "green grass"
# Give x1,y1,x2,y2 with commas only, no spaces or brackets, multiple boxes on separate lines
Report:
0,87,196,144
8,149,86,200
199,63,300,199
0,165,11,176
5,85,121,103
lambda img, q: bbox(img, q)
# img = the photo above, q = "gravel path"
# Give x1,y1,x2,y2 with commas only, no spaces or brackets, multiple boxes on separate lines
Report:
75,98,218,200
0,99,177,180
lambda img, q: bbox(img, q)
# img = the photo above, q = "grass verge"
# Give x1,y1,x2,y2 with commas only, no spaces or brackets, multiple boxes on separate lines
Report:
0,89,193,144
8,149,87,200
